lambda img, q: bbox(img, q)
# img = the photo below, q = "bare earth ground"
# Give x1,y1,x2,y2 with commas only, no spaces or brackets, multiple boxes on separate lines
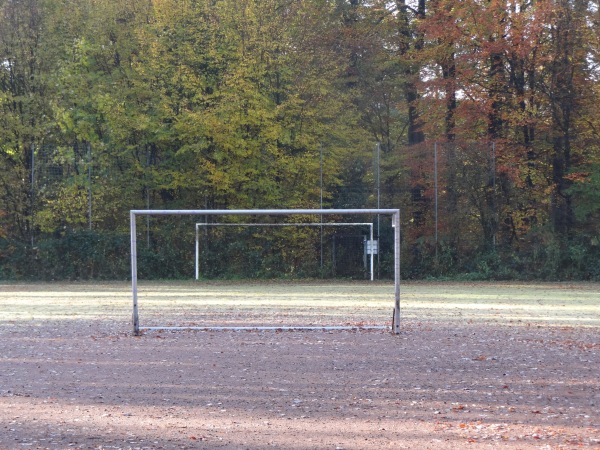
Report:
0,281,599,450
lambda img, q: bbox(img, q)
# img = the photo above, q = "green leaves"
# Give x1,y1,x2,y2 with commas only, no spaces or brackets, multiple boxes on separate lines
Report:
1,0,599,280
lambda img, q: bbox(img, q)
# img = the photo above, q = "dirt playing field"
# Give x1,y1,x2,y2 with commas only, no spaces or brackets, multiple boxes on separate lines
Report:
0,281,599,449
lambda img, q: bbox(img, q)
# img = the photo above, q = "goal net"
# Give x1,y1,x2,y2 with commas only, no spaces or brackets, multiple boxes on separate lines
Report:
130,209,401,335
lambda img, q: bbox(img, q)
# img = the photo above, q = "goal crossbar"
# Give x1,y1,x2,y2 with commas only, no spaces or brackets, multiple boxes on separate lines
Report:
130,209,401,335
195,222,375,281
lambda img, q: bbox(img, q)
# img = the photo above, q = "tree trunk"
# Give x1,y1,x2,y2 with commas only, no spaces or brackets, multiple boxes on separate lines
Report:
396,0,426,145
548,0,586,237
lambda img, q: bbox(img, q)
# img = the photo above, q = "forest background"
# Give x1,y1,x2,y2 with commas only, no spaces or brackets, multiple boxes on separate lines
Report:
0,0,599,281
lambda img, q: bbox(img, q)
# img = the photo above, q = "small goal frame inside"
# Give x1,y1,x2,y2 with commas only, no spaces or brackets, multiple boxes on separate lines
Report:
130,209,401,335
195,222,375,281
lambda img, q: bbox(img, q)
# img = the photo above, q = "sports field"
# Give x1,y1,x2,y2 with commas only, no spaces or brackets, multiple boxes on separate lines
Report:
0,281,599,449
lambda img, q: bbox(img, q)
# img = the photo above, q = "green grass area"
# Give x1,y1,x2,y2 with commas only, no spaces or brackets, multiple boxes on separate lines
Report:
0,281,598,328
401,282,600,326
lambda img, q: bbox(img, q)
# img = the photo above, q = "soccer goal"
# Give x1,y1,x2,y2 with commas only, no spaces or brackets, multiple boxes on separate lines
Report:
195,222,376,281
130,209,401,335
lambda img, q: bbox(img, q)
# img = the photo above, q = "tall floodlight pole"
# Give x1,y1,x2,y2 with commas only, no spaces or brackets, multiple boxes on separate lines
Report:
376,143,381,208
87,142,92,230
30,143,35,247
145,147,151,249
376,143,381,280
491,141,496,248
320,144,324,272
434,142,439,266
195,223,199,281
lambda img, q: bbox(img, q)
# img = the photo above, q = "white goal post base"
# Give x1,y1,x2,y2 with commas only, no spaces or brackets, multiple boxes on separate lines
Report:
141,325,389,332
130,209,401,335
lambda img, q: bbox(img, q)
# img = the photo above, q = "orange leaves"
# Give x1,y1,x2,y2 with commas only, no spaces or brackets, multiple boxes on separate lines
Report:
564,171,591,182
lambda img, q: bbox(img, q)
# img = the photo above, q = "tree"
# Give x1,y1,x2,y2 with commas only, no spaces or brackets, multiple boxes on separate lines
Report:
541,0,591,238
0,0,56,242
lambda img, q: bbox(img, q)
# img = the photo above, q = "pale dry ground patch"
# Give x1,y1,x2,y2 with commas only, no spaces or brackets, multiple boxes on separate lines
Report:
0,281,599,449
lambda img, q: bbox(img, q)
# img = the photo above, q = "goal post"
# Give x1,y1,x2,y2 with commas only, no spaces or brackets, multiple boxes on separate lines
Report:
195,222,376,281
130,209,401,335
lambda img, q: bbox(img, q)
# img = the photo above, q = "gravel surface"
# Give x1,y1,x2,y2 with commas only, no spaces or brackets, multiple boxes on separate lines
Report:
0,283,599,449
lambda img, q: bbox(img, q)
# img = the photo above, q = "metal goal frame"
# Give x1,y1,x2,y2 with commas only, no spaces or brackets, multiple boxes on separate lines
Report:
130,209,401,335
195,222,376,281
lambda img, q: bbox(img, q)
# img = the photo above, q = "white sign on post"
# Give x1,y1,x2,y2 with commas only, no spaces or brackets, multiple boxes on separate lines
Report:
366,239,378,255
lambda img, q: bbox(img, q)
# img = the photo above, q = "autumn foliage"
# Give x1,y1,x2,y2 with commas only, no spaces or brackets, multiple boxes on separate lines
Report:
0,0,598,280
